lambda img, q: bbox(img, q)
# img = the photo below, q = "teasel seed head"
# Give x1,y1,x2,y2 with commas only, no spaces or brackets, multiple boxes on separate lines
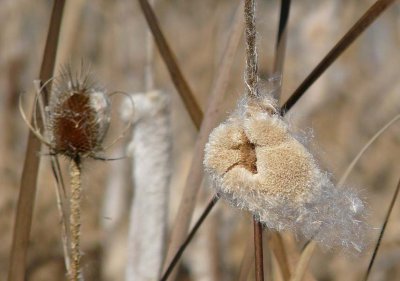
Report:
47,66,111,160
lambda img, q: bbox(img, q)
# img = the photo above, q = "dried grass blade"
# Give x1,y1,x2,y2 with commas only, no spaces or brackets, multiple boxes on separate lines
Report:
137,0,203,129
282,0,396,113
289,114,400,281
237,231,254,281
273,0,291,76
269,233,291,281
161,2,244,280
338,114,400,187
160,195,218,281
363,178,400,281
289,241,316,281
7,1,65,281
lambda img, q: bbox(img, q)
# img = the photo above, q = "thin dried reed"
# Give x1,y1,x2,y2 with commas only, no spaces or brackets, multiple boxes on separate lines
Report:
8,1,65,280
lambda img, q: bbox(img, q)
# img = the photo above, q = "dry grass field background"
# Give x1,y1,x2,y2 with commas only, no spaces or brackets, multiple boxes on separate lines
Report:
0,0,399,280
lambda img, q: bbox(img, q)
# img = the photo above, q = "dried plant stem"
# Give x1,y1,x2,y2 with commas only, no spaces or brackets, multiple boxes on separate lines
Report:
364,178,400,281
273,0,291,76
289,241,316,281
269,233,291,281
55,0,86,67
138,0,202,129
254,219,264,281
145,0,155,91
7,1,65,281
244,0,258,98
290,114,400,281
69,158,82,281
282,0,396,113
244,1,265,279
160,195,218,281
338,114,400,187
162,2,244,280
51,160,71,273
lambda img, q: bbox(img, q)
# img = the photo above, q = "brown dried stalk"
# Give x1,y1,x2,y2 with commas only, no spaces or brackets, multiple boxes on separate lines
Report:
364,178,400,281
244,0,265,280
7,1,65,281
137,0,203,129
161,2,244,280
268,232,291,281
237,231,255,281
254,217,264,281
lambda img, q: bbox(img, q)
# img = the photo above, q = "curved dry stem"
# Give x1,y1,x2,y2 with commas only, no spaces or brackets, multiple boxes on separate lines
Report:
269,232,291,281
282,0,396,113
289,241,316,281
8,1,65,280
138,0,203,129
33,77,58,133
290,113,400,281
161,2,244,279
102,91,134,151
338,114,400,187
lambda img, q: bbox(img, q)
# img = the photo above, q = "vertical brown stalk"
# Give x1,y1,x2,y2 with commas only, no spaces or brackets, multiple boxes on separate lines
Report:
254,219,264,281
244,0,258,98
244,1,265,279
8,1,65,281
69,158,82,281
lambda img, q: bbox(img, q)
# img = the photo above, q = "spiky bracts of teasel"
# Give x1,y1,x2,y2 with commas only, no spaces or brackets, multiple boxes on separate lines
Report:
204,95,368,252
47,67,111,160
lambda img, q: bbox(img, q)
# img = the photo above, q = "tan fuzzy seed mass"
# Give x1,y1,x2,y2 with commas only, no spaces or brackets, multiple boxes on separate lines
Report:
204,97,369,252
205,113,316,203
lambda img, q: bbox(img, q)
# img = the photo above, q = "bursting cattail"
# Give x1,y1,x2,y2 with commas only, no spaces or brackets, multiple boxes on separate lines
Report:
204,95,368,252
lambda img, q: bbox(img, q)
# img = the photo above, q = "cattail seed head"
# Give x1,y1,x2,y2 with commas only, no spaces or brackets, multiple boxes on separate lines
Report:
204,95,369,252
47,67,111,160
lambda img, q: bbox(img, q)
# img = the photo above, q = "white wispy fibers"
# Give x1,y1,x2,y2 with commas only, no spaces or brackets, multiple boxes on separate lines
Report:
204,95,369,252
121,90,171,281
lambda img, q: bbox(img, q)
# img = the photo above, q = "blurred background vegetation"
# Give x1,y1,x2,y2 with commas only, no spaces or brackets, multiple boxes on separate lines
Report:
0,0,399,280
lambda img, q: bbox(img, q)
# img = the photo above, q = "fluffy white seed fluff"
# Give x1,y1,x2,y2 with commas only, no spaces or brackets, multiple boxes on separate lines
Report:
121,90,171,280
204,96,368,252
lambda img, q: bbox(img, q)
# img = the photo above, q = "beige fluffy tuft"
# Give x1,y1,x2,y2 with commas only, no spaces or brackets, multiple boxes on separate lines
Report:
204,96,368,252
